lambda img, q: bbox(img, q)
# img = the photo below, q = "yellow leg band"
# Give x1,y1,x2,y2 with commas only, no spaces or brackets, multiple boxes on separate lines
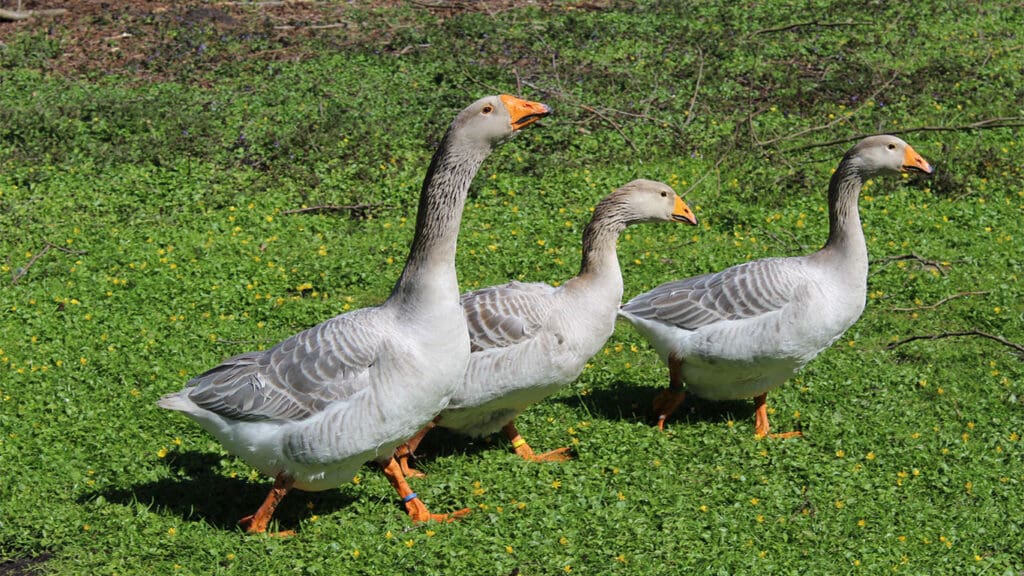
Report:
511,436,526,449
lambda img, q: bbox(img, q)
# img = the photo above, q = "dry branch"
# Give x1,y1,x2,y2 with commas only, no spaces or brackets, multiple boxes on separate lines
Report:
0,7,66,20
580,104,639,154
524,77,692,143
889,291,989,312
12,241,88,285
753,224,807,254
282,203,380,215
885,329,1024,355
870,253,951,276
217,1,321,6
789,117,1024,152
681,46,704,130
744,19,871,39
754,72,898,148
410,0,467,7
215,337,276,346
274,23,350,31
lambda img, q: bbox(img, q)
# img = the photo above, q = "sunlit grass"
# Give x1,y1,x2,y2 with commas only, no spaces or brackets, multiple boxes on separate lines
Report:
1,2,1022,574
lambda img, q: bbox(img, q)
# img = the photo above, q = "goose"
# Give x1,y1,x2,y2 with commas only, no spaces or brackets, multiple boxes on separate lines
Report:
157,94,551,533
396,179,697,475
618,135,932,437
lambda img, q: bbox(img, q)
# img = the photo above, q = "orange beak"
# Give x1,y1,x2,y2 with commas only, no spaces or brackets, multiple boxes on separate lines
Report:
902,144,933,175
500,95,551,130
672,196,698,225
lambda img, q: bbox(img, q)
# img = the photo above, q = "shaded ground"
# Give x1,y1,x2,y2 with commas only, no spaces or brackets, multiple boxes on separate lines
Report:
0,0,609,79
0,554,51,576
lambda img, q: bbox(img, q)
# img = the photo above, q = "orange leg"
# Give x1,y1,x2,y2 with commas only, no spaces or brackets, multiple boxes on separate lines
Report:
753,392,802,439
395,420,437,478
501,421,571,462
653,356,687,431
238,472,296,536
380,457,470,524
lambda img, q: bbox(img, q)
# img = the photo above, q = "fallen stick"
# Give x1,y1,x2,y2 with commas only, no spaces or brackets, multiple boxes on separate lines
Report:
744,19,871,39
889,291,989,312
12,241,88,285
681,46,704,130
885,329,1024,355
274,22,350,31
282,203,379,215
580,104,639,154
0,8,67,20
870,253,951,276
755,72,898,148
789,117,1024,152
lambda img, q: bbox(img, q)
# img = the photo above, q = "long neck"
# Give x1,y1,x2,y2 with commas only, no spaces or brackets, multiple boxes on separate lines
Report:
819,158,867,264
388,130,490,307
572,198,629,292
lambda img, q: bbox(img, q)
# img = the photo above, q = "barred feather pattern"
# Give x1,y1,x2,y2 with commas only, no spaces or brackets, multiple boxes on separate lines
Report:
436,179,690,436
617,136,927,403
156,95,533,491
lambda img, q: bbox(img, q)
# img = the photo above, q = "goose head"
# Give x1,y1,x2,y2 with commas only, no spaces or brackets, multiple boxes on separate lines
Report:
447,95,551,150
846,135,933,178
613,179,698,226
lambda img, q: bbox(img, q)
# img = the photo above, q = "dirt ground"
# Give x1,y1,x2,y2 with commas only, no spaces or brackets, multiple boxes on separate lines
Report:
0,0,604,78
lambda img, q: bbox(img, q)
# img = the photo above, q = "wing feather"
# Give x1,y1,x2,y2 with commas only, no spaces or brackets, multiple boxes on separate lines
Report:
622,258,803,330
183,307,384,422
461,280,557,351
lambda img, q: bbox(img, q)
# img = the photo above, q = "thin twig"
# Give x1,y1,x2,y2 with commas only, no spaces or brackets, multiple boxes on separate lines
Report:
744,19,871,39
789,117,1024,152
681,46,704,130
218,1,316,5
282,203,380,215
215,338,276,346
755,72,898,147
410,0,468,8
0,7,66,20
520,78,690,140
218,1,288,5
870,253,950,276
579,104,639,154
673,151,730,201
889,291,989,312
274,23,351,31
752,224,805,253
885,329,1024,355
12,241,88,285
464,72,504,99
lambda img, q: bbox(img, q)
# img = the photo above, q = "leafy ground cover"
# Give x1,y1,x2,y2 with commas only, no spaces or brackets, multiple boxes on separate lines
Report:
1,1,1022,574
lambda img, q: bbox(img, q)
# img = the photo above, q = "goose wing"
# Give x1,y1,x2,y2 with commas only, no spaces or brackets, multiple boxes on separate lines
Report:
182,307,385,422
622,258,803,330
461,280,558,351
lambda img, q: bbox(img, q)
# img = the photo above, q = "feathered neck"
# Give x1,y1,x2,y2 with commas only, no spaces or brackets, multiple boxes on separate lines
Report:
819,155,868,265
388,126,491,308
575,192,632,285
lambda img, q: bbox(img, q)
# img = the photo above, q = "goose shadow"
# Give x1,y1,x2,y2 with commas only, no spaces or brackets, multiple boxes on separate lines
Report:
552,378,758,429
398,426,515,472
80,451,357,532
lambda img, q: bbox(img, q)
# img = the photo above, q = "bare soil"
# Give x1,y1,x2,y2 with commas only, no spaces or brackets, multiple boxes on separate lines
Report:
0,0,605,79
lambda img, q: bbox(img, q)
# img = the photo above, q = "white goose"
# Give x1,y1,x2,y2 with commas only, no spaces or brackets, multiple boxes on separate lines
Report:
396,179,696,475
619,136,932,437
158,95,550,533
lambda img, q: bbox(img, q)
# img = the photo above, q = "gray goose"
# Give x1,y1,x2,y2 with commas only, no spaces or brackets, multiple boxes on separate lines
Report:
158,95,550,533
619,135,932,437
397,179,696,475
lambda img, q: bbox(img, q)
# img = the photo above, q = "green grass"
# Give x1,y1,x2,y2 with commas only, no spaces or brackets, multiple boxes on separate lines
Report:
2,1,1023,574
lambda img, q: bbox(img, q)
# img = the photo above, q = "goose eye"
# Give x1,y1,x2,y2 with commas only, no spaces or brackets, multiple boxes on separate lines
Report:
482,105,494,114
887,143,896,150
660,191,667,197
